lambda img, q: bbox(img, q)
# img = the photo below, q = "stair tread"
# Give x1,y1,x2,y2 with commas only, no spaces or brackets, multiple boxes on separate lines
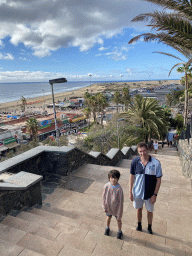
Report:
16,211,58,229
17,233,64,256
18,248,44,256
1,215,28,230
0,223,26,244
0,238,23,256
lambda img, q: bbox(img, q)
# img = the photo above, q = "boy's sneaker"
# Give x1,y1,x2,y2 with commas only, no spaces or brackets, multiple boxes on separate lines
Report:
136,224,142,232
148,228,153,234
117,231,123,239
104,228,110,236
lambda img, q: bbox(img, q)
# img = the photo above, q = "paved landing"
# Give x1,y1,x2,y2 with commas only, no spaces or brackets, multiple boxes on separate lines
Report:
0,144,191,255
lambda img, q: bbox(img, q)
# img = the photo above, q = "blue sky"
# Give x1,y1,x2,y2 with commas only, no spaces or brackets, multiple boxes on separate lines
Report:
0,0,187,82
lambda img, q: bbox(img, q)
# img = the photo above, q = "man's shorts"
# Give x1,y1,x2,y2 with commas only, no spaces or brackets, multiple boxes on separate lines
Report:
133,198,154,212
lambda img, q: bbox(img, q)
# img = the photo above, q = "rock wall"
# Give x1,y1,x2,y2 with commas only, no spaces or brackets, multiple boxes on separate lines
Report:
177,139,192,178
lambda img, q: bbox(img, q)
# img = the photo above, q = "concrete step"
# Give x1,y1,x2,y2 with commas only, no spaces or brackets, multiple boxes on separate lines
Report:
1,215,61,241
14,211,58,229
0,238,24,256
0,223,26,244
17,233,64,256
28,207,80,229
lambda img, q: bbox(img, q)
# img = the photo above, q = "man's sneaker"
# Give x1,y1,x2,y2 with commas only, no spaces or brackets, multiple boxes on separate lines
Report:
117,231,123,239
104,228,110,236
136,224,142,232
148,228,153,234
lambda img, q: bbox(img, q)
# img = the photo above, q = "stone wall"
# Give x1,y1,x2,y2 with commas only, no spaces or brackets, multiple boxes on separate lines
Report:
177,139,192,178
0,181,42,215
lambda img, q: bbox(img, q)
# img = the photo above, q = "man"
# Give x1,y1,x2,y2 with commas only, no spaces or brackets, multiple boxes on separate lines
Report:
129,142,162,234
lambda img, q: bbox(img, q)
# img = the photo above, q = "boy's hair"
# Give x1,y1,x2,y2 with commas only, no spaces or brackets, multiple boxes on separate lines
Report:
137,142,148,150
108,169,121,180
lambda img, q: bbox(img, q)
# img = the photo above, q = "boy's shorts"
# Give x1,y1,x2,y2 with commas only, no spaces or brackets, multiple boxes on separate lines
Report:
133,198,154,212
106,213,117,219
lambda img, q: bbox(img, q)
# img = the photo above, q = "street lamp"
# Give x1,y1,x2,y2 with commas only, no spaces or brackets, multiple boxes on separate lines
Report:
49,78,67,146
117,118,124,149
89,74,92,85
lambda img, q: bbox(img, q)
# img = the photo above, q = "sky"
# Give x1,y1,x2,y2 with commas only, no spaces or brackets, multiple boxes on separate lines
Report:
0,0,187,83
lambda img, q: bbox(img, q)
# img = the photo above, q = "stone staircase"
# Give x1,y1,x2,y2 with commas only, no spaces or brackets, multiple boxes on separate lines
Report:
0,146,192,255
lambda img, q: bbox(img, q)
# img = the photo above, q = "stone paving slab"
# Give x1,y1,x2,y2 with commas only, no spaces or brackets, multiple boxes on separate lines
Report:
16,211,58,229
22,222,61,241
0,223,26,244
1,215,28,230
18,249,44,256
17,233,64,256
0,238,24,256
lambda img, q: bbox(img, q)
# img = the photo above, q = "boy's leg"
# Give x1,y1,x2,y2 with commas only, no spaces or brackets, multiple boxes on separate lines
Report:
117,219,122,231
117,219,123,239
104,215,112,236
106,215,112,228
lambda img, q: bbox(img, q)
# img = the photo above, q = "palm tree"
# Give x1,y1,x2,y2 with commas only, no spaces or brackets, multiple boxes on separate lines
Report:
84,92,97,122
113,91,121,112
128,1,192,55
122,95,167,143
21,96,27,112
122,87,131,111
95,93,109,128
26,118,39,141
83,107,91,129
153,51,192,125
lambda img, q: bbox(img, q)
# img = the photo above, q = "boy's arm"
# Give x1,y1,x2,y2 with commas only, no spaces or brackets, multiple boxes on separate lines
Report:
129,174,135,201
102,185,108,212
117,188,124,220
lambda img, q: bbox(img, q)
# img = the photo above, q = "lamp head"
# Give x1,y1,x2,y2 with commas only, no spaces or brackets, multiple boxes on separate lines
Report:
49,78,67,84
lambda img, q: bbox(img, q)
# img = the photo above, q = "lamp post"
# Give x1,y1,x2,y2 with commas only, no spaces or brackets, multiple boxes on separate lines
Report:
42,89,45,110
117,118,124,149
49,78,67,146
89,74,92,85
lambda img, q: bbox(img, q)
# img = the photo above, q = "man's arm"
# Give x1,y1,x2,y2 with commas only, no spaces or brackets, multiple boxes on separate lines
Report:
150,177,161,204
129,174,135,201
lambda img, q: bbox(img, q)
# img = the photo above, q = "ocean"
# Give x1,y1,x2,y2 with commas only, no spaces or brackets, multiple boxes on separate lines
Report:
0,81,93,104
0,79,177,104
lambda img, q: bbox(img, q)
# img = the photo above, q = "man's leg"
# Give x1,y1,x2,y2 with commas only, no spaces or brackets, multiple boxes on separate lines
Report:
136,207,143,231
147,210,153,225
134,198,144,232
137,207,143,223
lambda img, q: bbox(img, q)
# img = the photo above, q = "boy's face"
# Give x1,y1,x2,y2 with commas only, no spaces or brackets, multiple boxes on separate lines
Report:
110,176,118,186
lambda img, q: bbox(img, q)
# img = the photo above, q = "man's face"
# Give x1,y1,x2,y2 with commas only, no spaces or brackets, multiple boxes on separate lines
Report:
138,146,148,158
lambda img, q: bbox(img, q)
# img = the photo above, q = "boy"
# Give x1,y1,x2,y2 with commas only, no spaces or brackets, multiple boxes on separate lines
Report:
102,169,124,239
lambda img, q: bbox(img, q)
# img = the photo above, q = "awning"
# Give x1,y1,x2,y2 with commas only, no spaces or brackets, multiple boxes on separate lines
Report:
7,142,20,149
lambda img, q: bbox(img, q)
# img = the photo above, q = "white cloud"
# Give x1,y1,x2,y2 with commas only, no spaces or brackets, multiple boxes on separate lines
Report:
105,44,133,61
0,0,160,57
0,53,14,60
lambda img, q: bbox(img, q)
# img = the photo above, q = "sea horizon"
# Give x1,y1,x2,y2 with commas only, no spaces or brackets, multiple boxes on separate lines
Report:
0,79,179,104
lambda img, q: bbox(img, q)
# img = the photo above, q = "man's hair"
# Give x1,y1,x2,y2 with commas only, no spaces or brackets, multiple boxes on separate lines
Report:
108,169,121,180
137,142,148,150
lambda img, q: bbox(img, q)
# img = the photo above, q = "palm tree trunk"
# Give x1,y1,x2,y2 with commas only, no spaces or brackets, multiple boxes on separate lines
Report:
184,72,188,126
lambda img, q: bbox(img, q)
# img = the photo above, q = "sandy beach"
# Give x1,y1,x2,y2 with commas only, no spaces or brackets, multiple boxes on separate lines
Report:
0,79,179,113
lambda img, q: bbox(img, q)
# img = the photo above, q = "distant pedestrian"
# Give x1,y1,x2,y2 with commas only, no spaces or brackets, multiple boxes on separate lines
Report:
166,128,175,147
148,139,153,152
153,141,158,154
102,169,124,239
